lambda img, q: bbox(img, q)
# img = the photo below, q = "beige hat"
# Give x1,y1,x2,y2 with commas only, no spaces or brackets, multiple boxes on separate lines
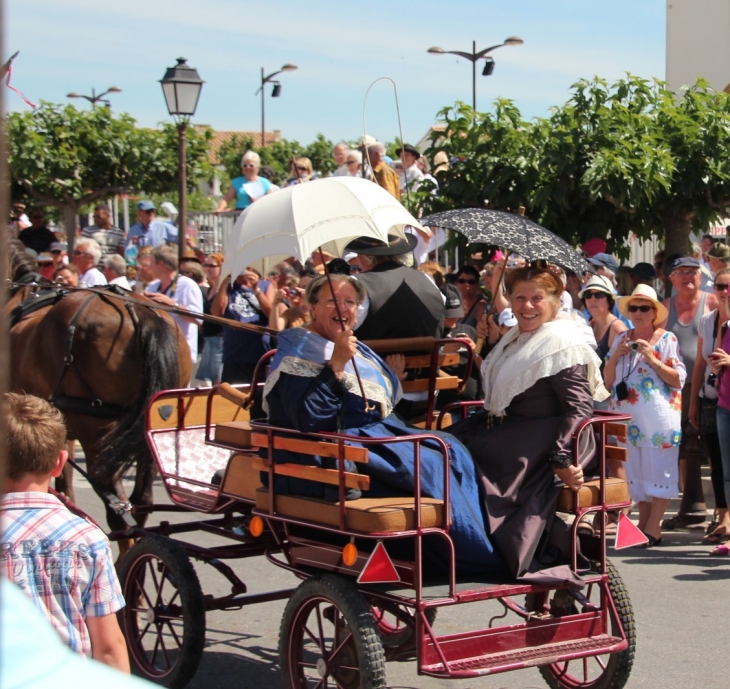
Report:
617,284,668,323
578,274,615,300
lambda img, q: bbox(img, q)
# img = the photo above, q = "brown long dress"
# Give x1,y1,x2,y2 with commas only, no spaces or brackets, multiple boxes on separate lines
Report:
449,364,596,586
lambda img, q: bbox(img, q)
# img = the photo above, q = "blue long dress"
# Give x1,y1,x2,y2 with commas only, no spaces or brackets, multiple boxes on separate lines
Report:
262,327,505,577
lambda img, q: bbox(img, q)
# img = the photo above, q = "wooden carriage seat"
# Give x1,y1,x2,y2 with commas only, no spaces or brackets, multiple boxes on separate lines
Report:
556,421,630,511
216,428,447,533
254,489,445,532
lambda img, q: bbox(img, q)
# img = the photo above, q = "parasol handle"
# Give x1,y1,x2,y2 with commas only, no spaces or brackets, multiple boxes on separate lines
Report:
318,248,376,413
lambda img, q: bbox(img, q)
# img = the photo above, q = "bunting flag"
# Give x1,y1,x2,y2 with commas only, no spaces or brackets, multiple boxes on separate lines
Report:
2,52,37,109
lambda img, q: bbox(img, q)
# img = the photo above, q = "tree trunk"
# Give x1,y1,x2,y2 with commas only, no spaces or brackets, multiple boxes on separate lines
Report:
662,211,694,259
63,203,79,255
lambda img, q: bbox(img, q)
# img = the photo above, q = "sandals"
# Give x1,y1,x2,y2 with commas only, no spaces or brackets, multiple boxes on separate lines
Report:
702,530,730,544
709,543,730,557
661,513,706,530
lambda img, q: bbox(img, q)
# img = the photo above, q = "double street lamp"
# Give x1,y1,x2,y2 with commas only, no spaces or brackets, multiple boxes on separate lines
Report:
428,37,523,110
256,64,298,147
67,86,122,108
160,57,204,262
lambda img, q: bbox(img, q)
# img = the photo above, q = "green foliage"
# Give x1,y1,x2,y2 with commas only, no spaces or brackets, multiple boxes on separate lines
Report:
6,102,213,209
429,77,730,257
217,133,336,188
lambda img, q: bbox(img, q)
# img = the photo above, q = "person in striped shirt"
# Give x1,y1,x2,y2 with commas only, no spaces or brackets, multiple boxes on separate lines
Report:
0,393,129,672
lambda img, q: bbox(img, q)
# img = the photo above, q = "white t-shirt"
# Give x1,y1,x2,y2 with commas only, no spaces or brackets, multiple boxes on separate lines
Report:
79,267,107,288
109,275,132,291
146,275,203,362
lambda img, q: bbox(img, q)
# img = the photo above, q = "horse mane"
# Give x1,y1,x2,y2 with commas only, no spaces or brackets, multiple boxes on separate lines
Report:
8,237,40,282
92,303,183,485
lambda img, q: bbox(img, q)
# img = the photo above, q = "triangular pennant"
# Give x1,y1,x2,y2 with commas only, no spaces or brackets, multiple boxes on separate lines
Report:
357,542,400,584
614,512,649,549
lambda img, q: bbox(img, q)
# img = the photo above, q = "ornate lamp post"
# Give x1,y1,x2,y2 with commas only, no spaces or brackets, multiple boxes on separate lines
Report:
160,58,204,261
427,37,523,110
256,64,297,147
67,86,122,108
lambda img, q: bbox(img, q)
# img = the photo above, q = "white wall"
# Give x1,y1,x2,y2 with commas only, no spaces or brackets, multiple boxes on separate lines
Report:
666,0,730,91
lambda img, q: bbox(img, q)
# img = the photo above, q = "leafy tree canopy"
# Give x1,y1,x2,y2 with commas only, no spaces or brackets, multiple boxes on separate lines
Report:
7,102,213,245
426,76,730,257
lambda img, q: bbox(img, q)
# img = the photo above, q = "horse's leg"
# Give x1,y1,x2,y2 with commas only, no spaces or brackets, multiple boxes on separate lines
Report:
54,441,76,501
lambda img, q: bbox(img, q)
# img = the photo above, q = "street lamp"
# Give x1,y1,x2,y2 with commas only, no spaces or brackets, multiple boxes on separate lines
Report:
427,37,523,110
256,64,297,147
67,86,122,108
160,57,204,262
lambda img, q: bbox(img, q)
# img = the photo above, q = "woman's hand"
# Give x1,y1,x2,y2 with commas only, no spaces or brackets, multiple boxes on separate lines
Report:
385,353,407,381
329,329,357,375
709,348,730,369
554,464,584,492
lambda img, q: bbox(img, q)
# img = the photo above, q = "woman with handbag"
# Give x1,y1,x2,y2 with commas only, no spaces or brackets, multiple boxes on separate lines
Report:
689,267,730,547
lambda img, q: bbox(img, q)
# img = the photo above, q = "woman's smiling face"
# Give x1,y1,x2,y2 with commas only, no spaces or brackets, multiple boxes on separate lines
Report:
509,280,556,333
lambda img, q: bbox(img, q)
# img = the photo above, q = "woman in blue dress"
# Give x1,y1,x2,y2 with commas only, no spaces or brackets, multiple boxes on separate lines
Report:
215,150,274,212
262,273,504,577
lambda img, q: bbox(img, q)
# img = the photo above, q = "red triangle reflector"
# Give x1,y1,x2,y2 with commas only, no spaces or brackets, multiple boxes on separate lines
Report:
614,512,649,549
357,542,400,584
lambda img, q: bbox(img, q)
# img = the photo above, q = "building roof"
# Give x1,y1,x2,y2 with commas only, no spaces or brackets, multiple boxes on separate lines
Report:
195,127,282,165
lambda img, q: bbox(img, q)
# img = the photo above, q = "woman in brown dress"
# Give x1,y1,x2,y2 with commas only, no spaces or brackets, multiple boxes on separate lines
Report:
450,266,608,584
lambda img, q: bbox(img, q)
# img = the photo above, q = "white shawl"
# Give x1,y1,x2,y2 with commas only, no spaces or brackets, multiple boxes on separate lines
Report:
482,314,609,417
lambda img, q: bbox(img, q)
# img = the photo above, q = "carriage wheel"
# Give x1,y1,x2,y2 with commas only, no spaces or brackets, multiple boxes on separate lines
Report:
527,561,635,689
280,573,386,689
369,600,437,650
118,536,206,689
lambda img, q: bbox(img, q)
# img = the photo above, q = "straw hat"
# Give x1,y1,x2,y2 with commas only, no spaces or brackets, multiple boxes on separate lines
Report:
617,284,668,323
578,274,615,300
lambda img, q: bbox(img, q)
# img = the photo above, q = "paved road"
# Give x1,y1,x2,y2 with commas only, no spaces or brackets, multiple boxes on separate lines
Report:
70,458,729,689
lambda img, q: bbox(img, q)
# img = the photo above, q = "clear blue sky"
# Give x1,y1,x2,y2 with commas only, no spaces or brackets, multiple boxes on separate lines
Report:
6,0,665,146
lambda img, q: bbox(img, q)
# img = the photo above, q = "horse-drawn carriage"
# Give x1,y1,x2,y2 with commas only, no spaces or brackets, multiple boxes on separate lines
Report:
104,337,636,689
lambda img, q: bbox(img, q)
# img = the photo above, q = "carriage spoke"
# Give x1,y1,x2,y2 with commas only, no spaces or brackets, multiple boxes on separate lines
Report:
134,621,152,643
164,619,183,649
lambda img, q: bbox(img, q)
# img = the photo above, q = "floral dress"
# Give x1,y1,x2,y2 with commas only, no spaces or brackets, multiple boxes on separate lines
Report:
605,330,686,448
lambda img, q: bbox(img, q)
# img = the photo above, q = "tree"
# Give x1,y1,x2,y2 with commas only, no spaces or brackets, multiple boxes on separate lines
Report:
7,102,212,250
427,76,730,258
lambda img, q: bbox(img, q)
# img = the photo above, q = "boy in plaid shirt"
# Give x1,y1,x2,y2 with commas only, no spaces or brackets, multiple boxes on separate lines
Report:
1,393,130,672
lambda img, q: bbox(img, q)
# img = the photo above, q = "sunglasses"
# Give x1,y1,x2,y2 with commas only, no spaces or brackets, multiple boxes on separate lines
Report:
457,278,477,284
673,269,698,276
204,263,220,268
296,166,309,172
73,251,93,258
583,290,608,300
628,304,654,313
242,163,256,168
714,283,730,291
346,160,358,164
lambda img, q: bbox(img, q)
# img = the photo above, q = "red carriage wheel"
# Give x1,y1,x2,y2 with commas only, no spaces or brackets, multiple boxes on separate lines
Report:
368,600,437,650
118,536,205,689
280,573,386,689
526,560,636,689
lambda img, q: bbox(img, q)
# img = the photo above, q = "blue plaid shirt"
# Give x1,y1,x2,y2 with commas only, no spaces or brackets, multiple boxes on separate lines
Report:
0,492,124,657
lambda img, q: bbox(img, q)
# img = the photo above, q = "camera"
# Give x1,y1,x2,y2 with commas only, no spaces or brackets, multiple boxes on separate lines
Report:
288,288,299,297
628,341,640,351
708,373,718,387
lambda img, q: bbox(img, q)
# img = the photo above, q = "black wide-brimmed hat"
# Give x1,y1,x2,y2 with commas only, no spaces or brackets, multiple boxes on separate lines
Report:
394,144,421,159
345,232,418,256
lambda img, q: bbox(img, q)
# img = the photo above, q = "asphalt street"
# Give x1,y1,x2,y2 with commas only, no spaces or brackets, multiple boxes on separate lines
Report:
70,456,729,689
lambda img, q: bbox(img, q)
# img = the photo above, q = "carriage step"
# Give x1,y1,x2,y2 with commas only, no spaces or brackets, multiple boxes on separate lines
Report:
421,633,624,677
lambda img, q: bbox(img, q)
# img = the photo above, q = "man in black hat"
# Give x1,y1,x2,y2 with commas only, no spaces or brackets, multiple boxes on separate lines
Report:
347,233,445,419
346,233,445,341
396,143,425,198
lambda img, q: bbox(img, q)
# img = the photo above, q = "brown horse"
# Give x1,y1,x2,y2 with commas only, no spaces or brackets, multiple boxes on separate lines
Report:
6,240,191,557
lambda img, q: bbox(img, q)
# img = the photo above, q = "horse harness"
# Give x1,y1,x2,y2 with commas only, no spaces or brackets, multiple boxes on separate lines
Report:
10,283,142,419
